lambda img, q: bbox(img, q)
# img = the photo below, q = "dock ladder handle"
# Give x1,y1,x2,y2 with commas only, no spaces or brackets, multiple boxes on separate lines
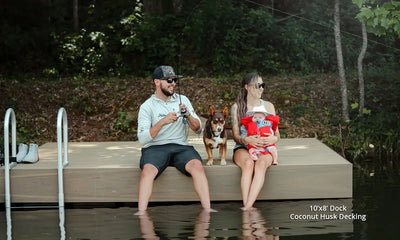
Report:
4,108,17,210
57,107,69,209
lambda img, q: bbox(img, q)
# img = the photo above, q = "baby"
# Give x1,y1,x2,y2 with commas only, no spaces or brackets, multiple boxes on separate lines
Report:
241,105,280,165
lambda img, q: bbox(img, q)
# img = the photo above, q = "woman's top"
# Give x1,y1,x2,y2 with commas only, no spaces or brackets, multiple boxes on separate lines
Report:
233,99,264,151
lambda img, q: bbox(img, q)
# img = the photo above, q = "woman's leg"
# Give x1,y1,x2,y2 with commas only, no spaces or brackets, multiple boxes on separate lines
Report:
234,149,255,206
243,153,272,209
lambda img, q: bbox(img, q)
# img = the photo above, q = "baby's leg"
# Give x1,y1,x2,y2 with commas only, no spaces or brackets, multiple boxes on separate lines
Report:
268,146,278,165
249,148,258,161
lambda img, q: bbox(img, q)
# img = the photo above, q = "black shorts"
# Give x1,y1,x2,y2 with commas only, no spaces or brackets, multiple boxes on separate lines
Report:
232,145,248,164
140,144,202,178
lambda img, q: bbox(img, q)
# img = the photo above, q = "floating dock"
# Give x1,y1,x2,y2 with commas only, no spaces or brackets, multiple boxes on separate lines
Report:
0,138,352,203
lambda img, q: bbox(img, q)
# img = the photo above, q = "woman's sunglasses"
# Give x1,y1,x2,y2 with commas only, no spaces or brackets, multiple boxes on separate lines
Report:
257,83,265,89
161,77,178,83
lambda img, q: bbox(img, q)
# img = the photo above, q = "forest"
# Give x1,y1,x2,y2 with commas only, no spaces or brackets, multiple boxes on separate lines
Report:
0,0,399,163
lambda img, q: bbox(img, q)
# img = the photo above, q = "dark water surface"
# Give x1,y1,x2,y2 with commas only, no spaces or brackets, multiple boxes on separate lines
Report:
1,161,399,239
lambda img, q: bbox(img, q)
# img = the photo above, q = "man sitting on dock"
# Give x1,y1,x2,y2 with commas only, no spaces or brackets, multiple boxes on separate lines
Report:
135,65,216,215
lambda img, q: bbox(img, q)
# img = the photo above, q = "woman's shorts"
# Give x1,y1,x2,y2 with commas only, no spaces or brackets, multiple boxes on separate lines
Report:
232,145,248,164
140,143,202,179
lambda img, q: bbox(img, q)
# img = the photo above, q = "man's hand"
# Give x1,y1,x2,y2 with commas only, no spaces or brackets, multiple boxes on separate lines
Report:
179,104,189,117
161,112,178,125
149,112,177,139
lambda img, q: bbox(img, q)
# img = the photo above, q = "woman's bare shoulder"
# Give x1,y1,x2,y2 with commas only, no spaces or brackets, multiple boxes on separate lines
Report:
262,100,276,114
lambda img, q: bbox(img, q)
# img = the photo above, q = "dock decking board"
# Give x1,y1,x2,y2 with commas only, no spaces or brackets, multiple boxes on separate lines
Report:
0,138,352,203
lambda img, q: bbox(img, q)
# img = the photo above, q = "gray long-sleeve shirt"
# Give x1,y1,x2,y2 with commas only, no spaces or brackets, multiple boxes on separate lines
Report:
137,93,202,148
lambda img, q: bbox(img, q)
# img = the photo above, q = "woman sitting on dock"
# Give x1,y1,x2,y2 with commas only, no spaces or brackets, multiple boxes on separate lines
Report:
231,72,280,210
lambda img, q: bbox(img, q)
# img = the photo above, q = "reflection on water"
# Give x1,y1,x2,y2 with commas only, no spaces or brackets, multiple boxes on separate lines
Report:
1,163,400,239
138,211,158,239
192,209,210,239
1,199,356,239
6,207,11,240
138,208,212,240
242,208,279,239
4,206,66,240
59,207,66,240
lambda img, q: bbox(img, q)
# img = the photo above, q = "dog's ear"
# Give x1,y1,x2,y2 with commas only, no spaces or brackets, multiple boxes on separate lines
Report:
222,106,229,117
208,105,215,116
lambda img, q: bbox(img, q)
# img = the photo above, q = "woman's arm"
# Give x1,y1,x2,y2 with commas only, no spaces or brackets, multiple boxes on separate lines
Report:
231,104,242,144
231,104,261,147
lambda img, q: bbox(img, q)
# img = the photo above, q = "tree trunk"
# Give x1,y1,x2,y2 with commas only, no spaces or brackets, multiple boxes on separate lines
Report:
271,0,274,16
358,21,368,116
73,0,79,31
334,0,349,121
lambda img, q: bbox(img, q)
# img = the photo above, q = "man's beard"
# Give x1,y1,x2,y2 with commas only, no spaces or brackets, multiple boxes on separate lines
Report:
161,84,174,97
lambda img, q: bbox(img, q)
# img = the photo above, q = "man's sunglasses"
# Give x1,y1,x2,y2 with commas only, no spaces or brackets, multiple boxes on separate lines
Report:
257,83,265,89
161,77,178,83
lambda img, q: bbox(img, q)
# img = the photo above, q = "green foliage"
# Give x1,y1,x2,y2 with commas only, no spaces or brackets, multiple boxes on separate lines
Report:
290,104,306,118
51,0,145,76
351,102,359,109
42,67,58,78
280,19,336,73
56,29,107,75
343,112,400,160
353,0,400,37
325,103,399,161
183,0,248,74
1,0,399,77
114,111,135,132
364,63,400,114
134,14,180,72
181,0,339,75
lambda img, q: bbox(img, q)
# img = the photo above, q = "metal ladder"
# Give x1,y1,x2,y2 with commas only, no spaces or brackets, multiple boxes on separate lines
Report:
4,108,18,210
57,107,69,240
3,107,69,238
57,107,69,208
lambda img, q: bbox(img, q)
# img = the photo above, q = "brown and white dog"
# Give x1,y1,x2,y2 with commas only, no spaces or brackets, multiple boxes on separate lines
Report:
203,105,229,166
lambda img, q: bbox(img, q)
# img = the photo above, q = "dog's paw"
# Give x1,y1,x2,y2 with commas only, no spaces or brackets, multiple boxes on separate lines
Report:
220,160,227,166
206,161,213,166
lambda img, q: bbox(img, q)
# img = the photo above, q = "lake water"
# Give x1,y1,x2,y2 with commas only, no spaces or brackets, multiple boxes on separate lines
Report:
1,160,399,239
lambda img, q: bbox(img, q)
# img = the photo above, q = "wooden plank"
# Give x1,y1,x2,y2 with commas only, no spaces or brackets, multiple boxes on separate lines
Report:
0,138,352,203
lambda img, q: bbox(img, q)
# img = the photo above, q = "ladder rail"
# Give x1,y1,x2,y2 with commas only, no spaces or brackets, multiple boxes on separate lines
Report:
3,108,69,207
4,108,17,209
4,107,69,239
57,107,69,208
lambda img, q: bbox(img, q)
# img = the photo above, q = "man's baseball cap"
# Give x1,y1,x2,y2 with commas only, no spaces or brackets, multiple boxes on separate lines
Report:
152,65,177,80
